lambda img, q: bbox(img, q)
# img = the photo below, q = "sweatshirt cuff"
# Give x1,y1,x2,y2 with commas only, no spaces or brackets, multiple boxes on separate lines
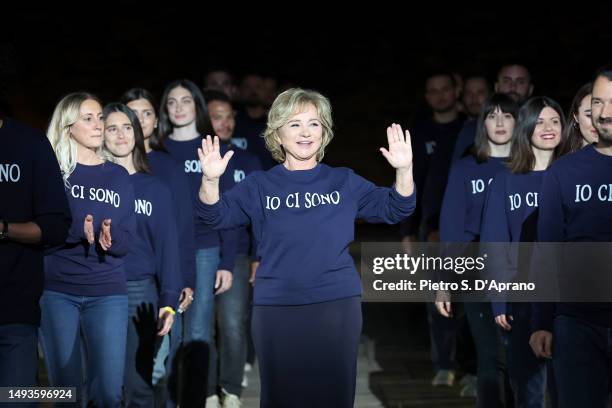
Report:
196,198,222,227
217,259,234,273
36,213,71,247
183,269,196,290
159,290,181,311
391,184,417,203
530,303,555,333
491,302,507,317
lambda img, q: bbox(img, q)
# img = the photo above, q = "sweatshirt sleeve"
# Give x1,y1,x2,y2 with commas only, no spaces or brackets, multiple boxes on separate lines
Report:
451,122,476,163
530,169,564,332
348,169,416,224
104,177,136,257
152,185,182,309
32,136,72,246
480,174,511,242
196,174,256,230
218,227,239,273
536,169,565,242
480,174,511,317
440,162,468,242
248,157,263,261
171,165,197,289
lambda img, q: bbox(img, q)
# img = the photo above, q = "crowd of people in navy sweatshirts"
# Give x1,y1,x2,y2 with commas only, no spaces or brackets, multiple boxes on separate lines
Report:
1,63,611,408
407,64,612,408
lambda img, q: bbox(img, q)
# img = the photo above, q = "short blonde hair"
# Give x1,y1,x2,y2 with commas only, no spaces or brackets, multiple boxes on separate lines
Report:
47,92,105,186
263,88,334,163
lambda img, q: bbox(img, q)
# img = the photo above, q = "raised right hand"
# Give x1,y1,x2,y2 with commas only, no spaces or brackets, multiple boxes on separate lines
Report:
197,135,234,181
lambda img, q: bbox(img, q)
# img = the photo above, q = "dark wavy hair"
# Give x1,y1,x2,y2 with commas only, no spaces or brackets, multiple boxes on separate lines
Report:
473,93,519,163
102,102,150,174
121,88,158,112
558,82,593,156
508,97,566,174
152,79,212,151
595,64,612,82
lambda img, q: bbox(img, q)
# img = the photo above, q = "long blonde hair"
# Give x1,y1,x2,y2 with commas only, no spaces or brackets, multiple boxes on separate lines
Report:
47,92,104,185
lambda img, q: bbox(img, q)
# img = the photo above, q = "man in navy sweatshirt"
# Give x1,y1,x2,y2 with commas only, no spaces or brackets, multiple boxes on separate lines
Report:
204,90,262,406
400,71,465,387
0,117,71,387
452,63,535,163
233,74,276,170
450,75,490,163
529,67,612,407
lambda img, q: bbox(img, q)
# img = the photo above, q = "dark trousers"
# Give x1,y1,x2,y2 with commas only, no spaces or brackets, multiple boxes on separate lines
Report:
0,323,38,408
502,303,546,408
427,301,463,370
210,255,250,396
554,315,612,408
0,323,38,386
465,302,512,408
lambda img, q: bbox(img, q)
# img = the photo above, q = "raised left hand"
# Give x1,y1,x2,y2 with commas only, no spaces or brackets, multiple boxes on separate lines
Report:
380,123,413,170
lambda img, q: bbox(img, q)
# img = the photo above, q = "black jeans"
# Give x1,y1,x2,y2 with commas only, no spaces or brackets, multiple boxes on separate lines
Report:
465,302,513,408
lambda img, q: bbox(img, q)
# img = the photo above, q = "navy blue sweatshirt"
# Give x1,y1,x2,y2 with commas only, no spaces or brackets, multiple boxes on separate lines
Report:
197,164,416,305
0,119,72,326
480,169,544,317
533,145,612,329
126,172,182,309
451,120,477,163
44,162,136,296
440,156,508,242
148,150,196,289
233,109,276,170
163,137,238,272
401,116,464,238
225,146,262,255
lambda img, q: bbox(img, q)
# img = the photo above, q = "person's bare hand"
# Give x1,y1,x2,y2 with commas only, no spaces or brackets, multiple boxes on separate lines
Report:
436,301,453,318
98,219,112,250
495,314,513,331
84,215,94,244
529,330,553,359
197,135,234,181
157,308,175,336
249,261,260,285
401,236,415,255
380,123,413,170
177,287,194,313
215,270,233,295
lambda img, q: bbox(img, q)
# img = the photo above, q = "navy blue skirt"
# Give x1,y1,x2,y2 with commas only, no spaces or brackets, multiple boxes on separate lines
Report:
252,296,362,408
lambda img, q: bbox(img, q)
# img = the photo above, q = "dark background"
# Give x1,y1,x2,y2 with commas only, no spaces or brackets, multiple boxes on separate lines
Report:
2,9,611,184
3,11,610,406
